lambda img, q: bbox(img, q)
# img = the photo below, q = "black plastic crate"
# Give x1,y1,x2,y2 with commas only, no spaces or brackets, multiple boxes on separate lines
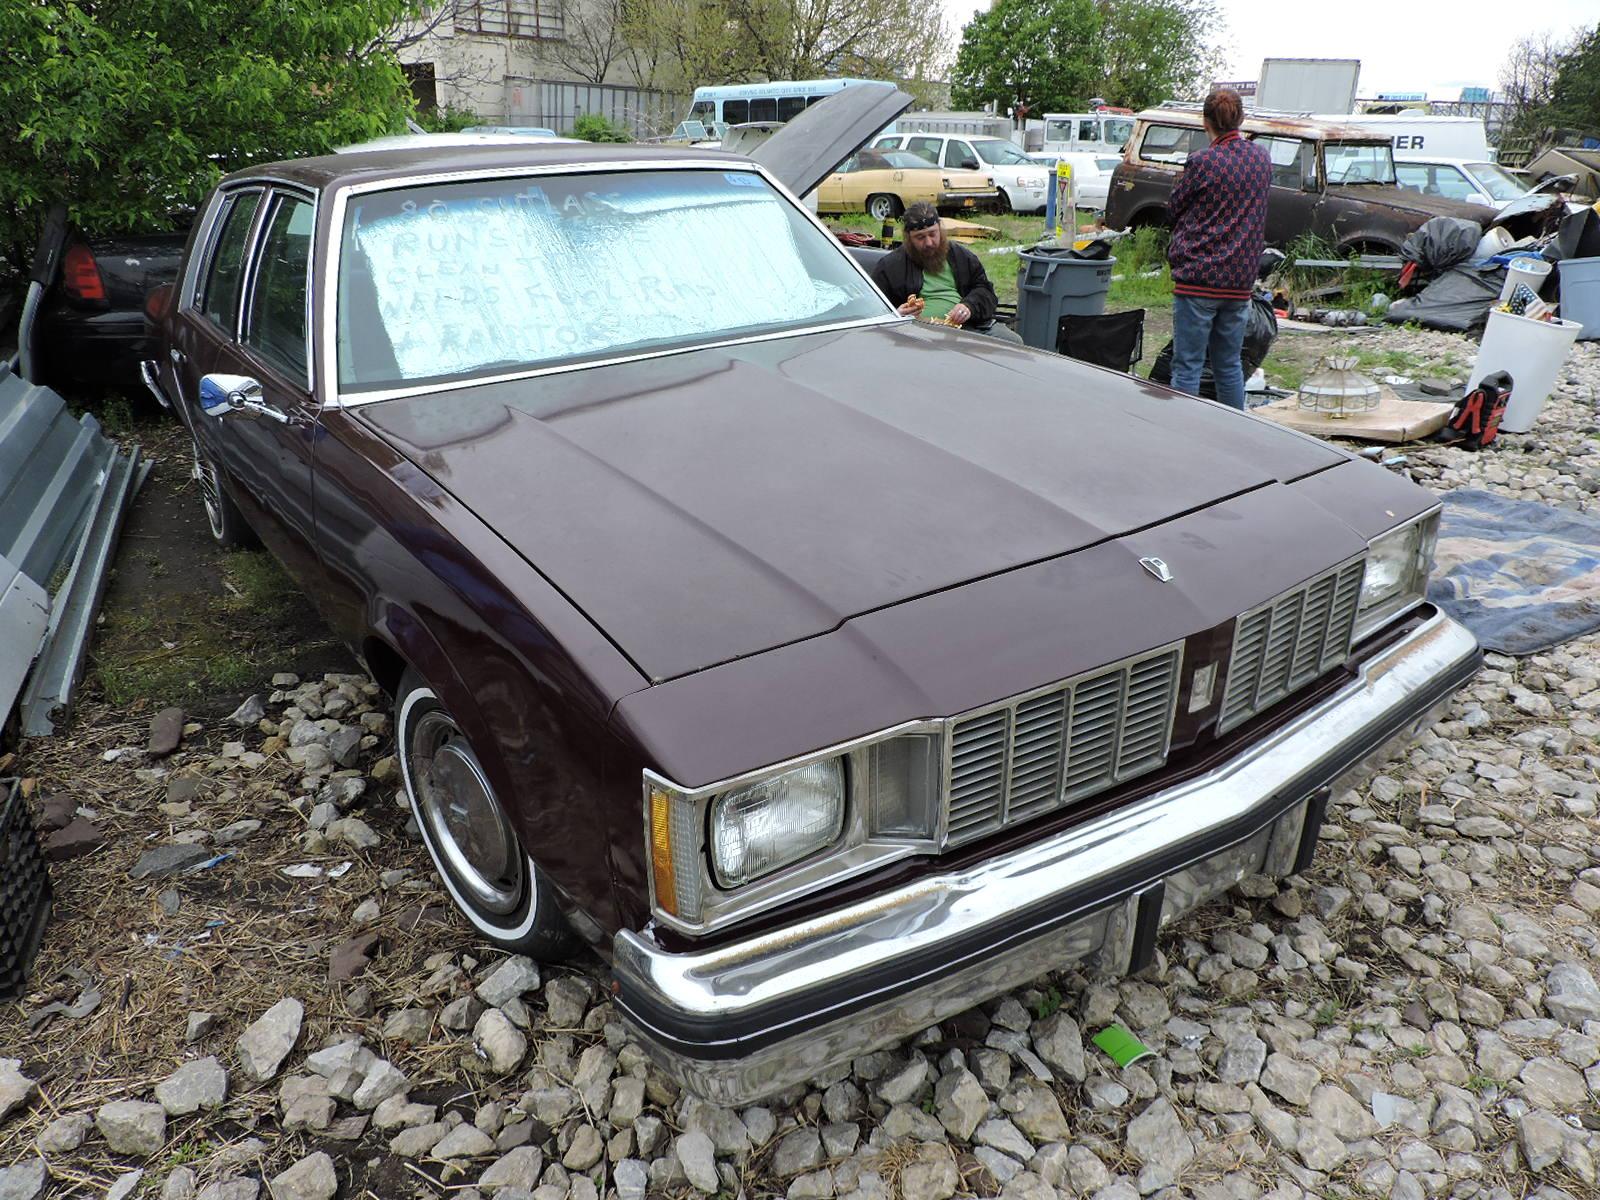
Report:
1,779,53,1002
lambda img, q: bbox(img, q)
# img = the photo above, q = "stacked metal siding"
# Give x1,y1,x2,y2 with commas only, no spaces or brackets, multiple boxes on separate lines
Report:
1217,559,1365,734
944,644,1184,846
0,374,146,734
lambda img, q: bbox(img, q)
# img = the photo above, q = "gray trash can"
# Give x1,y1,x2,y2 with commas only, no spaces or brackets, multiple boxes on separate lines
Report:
1015,250,1116,351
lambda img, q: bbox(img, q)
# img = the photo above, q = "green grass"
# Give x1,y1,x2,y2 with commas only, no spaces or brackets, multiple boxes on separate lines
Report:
1264,358,1307,391
1030,986,1063,1022
823,208,1177,311
1275,232,1395,317
92,549,316,708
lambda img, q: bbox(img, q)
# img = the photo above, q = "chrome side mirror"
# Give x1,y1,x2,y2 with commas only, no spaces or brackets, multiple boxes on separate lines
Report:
198,373,286,423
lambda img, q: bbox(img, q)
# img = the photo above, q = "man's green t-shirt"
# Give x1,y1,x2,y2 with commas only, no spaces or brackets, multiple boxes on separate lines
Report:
919,263,961,321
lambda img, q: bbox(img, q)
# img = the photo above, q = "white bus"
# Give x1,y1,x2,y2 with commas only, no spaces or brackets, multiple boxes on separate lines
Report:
680,78,892,133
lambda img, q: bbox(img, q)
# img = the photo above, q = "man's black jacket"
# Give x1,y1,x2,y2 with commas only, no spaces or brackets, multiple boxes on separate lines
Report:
869,241,998,326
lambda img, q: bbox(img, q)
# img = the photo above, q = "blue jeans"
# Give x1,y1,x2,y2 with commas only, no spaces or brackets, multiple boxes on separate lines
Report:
1171,294,1249,410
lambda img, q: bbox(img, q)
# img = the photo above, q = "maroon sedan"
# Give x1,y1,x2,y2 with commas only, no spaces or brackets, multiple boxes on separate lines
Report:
145,90,1481,1103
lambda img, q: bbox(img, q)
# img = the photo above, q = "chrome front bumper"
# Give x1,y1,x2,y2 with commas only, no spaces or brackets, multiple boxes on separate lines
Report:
612,610,1480,1105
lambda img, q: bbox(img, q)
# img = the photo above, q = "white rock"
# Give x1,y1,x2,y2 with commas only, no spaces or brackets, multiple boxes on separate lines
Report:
476,956,542,1007
477,1146,543,1192
0,1158,48,1200
155,1057,229,1115
352,1060,408,1110
34,1111,91,1153
473,1009,528,1074
1125,1098,1194,1189
95,1100,167,1156
268,1152,337,1200
430,1123,495,1159
675,1131,720,1194
235,998,304,1082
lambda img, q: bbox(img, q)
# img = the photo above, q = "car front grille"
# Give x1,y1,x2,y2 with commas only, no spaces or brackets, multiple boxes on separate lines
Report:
943,644,1183,847
1216,558,1365,734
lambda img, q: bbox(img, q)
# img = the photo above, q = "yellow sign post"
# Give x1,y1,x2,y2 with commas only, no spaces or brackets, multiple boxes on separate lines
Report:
1054,160,1075,241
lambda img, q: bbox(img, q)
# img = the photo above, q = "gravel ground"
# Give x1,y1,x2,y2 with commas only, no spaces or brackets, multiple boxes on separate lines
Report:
2,330,1599,1200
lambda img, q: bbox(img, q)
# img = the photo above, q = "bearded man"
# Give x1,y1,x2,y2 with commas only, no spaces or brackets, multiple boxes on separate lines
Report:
869,202,1023,343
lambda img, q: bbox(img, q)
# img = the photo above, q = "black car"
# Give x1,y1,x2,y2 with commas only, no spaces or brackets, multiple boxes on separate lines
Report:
28,222,188,397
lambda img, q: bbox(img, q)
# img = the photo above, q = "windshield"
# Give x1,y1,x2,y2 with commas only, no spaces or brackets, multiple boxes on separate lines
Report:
1103,119,1134,147
336,169,886,392
1325,141,1396,185
1468,162,1529,201
973,139,1031,166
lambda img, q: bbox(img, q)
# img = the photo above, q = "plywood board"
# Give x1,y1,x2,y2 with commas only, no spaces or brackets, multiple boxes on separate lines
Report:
1256,389,1455,443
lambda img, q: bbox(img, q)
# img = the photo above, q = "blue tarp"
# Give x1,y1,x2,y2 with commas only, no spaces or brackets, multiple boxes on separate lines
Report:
1428,488,1600,655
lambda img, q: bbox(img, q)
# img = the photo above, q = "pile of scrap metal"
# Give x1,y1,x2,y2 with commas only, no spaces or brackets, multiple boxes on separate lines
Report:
1384,194,1595,332
1,206,147,738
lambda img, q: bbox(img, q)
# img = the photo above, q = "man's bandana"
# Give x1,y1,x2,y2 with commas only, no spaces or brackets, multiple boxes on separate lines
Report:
903,212,940,231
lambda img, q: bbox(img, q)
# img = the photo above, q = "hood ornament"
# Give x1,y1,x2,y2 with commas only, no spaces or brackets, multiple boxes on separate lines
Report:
1140,556,1174,582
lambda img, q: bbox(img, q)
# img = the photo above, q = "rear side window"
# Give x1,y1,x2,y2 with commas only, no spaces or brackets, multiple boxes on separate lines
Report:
1138,125,1205,165
777,95,805,122
198,193,261,331
1077,119,1097,142
873,136,901,150
749,97,777,122
723,99,748,124
906,137,941,164
243,194,314,382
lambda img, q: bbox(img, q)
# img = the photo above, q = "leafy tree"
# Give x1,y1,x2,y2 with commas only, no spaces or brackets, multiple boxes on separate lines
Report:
951,0,1223,113
951,0,1102,114
0,0,416,272
1546,23,1600,131
731,0,951,83
1097,0,1222,110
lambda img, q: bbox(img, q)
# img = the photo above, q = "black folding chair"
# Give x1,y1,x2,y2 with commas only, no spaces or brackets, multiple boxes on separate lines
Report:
1056,309,1146,373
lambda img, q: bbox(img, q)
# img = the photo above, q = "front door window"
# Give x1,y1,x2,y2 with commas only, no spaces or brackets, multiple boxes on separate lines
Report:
243,196,314,383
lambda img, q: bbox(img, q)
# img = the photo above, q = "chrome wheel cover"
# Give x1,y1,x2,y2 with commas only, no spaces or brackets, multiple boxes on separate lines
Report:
191,440,225,540
408,709,524,914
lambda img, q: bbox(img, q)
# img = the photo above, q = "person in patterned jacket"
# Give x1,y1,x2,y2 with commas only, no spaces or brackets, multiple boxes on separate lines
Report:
1166,89,1272,410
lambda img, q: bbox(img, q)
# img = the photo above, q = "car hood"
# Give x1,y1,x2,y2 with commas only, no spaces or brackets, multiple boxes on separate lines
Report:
749,83,914,198
359,323,1344,683
1325,185,1497,224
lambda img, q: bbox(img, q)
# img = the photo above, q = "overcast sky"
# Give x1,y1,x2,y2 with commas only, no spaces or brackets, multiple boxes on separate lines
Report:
939,0,1600,100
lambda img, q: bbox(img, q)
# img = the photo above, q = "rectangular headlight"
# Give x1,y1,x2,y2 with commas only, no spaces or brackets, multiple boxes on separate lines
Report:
710,759,845,887
1354,511,1439,641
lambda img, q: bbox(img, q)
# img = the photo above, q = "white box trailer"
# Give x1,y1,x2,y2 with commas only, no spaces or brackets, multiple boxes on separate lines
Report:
885,111,1013,140
1256,58,1360,114
1323,114,1491,160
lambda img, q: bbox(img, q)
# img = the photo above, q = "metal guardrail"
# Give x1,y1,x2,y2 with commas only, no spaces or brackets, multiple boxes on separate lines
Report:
0,367,147,735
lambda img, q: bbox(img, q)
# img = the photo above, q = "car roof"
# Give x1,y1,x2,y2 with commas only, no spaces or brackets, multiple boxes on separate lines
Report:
220,141,752,195
1392,155,1495,166
1132,108,1386,141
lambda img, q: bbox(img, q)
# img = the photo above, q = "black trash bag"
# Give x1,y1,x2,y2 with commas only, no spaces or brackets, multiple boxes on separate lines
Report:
1399,216,1482,278
1385,263,1505,332
1148,293,1278,396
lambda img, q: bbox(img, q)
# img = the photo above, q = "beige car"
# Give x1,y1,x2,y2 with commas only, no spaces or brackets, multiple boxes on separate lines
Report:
815,149,999,220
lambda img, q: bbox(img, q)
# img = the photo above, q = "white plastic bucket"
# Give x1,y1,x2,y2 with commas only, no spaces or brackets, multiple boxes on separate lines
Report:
1475,226,1515,259
1465,310,1582,433
1497,256,1552,302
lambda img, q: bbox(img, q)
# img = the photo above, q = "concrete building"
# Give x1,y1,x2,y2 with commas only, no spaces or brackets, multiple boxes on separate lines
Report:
396,0,680,135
